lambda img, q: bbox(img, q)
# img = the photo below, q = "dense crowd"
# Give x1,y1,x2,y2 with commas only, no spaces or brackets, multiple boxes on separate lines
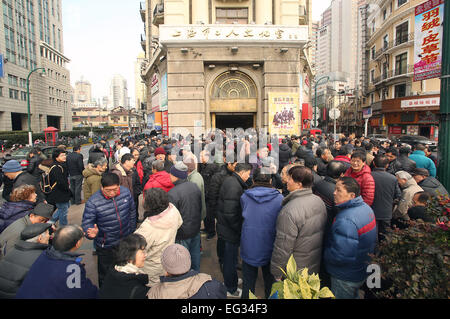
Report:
0,129,447,299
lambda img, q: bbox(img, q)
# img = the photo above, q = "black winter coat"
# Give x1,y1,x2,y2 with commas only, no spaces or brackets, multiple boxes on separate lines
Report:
278,144,292,172
371,168,402,221
206,164,233,214
98,268,149,299
317,158,329,177
66,152,84,177
398,154,416,173
418,177,449,198
168,179,202,241
46,161,71,204
26,156,42,179
216,172,248,244
386,159,403,175
0,240,48,298
88,149,106,165
313,176,338,236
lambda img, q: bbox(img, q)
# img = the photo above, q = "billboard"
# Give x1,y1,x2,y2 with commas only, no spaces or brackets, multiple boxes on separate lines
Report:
0,54,3,78
160,73,168,112
268,93,300,136
154,112,162,131
414,0,444,81
147,113,155,129
162,111,169,136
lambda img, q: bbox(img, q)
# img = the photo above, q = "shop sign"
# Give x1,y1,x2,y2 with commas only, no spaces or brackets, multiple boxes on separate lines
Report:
407,125,419,135
389,126,402,135
151,93,160,112
151,74,159,95
160,73,168,112
401,97,440,108
414,0,444,81
162,111,169,136
363,108,372,119
418,111,438,123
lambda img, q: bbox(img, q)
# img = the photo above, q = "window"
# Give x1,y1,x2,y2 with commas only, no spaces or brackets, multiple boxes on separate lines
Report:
395,21,409,45
371,70,375,83
395,53,408,75
371,46,376,59
371,94,374,104
216,8,248,24
8,74,18,86
383,9,387,20
397,0,408,8
383,35,389,49
20,91,27,101
9,88,19,99
395,84,406,98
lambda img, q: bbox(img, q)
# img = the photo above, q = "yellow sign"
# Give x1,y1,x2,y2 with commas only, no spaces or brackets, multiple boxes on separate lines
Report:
269,93,299,136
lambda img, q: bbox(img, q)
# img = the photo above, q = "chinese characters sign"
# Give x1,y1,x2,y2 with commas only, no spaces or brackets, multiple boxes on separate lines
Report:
159,25,308,45
269,93,300,136
401,97,440,108
414,0,444,81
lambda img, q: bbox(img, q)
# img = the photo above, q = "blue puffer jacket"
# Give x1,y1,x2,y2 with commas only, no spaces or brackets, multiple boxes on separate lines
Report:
0,201,35,233
240,187,283,267
409,150,436,177
82,187,136,249
323,196,377,283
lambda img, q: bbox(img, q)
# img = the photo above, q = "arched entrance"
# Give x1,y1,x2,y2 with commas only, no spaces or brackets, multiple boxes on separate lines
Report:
209,71,257,130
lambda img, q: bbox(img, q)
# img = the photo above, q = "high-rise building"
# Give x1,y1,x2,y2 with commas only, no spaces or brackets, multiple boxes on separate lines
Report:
0,0,72,132
73,78,92,103
311,21,319,73
140,0,314,135
134,52,147,112
109,74,128,109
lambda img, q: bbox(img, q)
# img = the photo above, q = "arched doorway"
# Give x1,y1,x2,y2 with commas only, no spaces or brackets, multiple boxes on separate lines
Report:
209,71,257,130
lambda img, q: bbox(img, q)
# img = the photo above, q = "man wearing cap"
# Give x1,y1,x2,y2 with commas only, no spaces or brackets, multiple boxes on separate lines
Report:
0,223,51,298
0,202,54,258
2,160,45,203
155,147,174,173
168,162,202,272
15,225,98,299
411,168,448,199
147,244,226,299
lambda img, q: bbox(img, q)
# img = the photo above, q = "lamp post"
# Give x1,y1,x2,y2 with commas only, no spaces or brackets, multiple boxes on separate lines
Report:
26,67,46,146
314,75,329,128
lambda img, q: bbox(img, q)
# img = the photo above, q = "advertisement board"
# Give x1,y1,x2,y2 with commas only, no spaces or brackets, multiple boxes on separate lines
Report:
414,0,444,81
0,54,4,78
154,112,162,131
268,93,300,136
162,111,169,136
160,73,168,112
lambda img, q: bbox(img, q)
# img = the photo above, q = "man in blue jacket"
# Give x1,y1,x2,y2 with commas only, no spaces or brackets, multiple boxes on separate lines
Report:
323,177,377,299
82,172,136,287
15,225,98,299
408,144,436,177
240,168,283,299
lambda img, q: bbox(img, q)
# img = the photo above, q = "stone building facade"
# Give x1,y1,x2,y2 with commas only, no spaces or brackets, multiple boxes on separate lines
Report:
140,0,314,136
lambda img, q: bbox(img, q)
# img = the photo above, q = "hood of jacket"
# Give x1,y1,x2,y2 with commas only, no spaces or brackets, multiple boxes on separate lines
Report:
0,200,35,219
82,164,102,178
149,171,173,188
152,270,212,299
279,144,291,152
419,177,441,189
145,203,182,230
336,195,365,210
403,177,419,190
114,163,132,177
334,155,351,163
244,187,281,204
282,188,313,206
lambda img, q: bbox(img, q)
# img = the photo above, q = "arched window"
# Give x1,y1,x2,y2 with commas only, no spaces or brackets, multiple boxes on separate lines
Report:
210,71,257,100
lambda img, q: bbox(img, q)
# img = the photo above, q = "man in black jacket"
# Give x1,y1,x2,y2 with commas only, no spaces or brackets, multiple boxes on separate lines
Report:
411,168,449,198
216,162,252,298
66,145,84,205
385,147,403,175
47,149,71,226
0,223,51,298
371,155,402,240
168,162,202,272
278,139,291,174
397,147,416,173
316,147,332,177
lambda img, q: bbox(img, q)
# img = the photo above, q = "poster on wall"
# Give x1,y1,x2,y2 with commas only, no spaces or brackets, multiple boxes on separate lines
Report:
414,0,444,81
160,73,168,112
154,112,162,131
268,93,300,136
147,113,155,129
162,111,169,136
407,125,419,136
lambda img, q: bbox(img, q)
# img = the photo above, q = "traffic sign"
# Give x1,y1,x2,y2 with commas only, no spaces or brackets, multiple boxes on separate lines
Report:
329,108,341,120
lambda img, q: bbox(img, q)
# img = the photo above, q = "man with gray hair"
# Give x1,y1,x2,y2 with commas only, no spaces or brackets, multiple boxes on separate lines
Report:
0,223,52,298
82,157,108,201
393,171,423,221
16,224,98,299
143,160,174,195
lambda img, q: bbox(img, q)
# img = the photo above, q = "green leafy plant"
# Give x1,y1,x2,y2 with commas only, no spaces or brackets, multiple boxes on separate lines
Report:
267,255,334,299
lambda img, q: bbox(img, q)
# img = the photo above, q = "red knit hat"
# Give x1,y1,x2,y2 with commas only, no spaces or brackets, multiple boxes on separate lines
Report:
154,147,166,156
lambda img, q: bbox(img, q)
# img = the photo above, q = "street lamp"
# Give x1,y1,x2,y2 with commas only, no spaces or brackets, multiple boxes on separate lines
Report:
314,75,329,128
26,67,46,146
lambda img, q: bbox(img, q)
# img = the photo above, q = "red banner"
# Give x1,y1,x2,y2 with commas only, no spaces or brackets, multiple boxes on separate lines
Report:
162,111,169,136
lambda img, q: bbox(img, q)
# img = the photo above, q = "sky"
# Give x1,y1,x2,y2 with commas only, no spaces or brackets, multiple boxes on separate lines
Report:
62,0,332,107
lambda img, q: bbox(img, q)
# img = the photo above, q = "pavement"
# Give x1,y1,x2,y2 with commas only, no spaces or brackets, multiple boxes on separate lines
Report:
67,194,267,299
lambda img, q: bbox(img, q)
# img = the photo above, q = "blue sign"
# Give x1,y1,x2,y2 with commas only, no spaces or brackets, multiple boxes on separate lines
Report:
0,54,4,78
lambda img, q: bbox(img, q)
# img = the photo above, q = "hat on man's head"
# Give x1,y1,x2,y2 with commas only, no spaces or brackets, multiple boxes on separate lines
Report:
2,160,22,173
31,202,55,219
20,223,52,241
411,167,430,177
161,244,191,275
155,147,167,156
170,162,188,180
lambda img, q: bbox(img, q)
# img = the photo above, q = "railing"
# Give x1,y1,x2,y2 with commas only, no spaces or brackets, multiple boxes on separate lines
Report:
373,33,414,60
373,64,414,85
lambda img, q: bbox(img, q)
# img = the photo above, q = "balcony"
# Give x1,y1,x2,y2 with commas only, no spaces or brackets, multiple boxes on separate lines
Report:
152,3,164,26
140,1,145,22
374,33,414,60
140,34,146,51
373,65,414,86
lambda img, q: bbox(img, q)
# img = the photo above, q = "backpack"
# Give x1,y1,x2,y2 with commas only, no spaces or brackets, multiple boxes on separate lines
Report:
39,165,60,195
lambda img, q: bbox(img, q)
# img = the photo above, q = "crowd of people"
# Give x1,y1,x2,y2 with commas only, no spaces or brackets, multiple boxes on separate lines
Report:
0,129,447,299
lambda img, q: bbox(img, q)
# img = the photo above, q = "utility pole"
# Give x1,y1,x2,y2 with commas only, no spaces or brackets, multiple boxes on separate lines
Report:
438,2,450,189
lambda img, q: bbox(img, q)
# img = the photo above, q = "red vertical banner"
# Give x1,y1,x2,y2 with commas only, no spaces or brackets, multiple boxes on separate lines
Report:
162,111,169,136
302,103,311,130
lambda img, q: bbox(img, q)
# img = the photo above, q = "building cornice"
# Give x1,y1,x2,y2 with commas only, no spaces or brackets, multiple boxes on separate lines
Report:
40,41,71,62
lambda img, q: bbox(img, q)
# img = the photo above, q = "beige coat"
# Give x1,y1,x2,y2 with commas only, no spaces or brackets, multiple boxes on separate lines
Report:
134,203,183,287
393,178,423,220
